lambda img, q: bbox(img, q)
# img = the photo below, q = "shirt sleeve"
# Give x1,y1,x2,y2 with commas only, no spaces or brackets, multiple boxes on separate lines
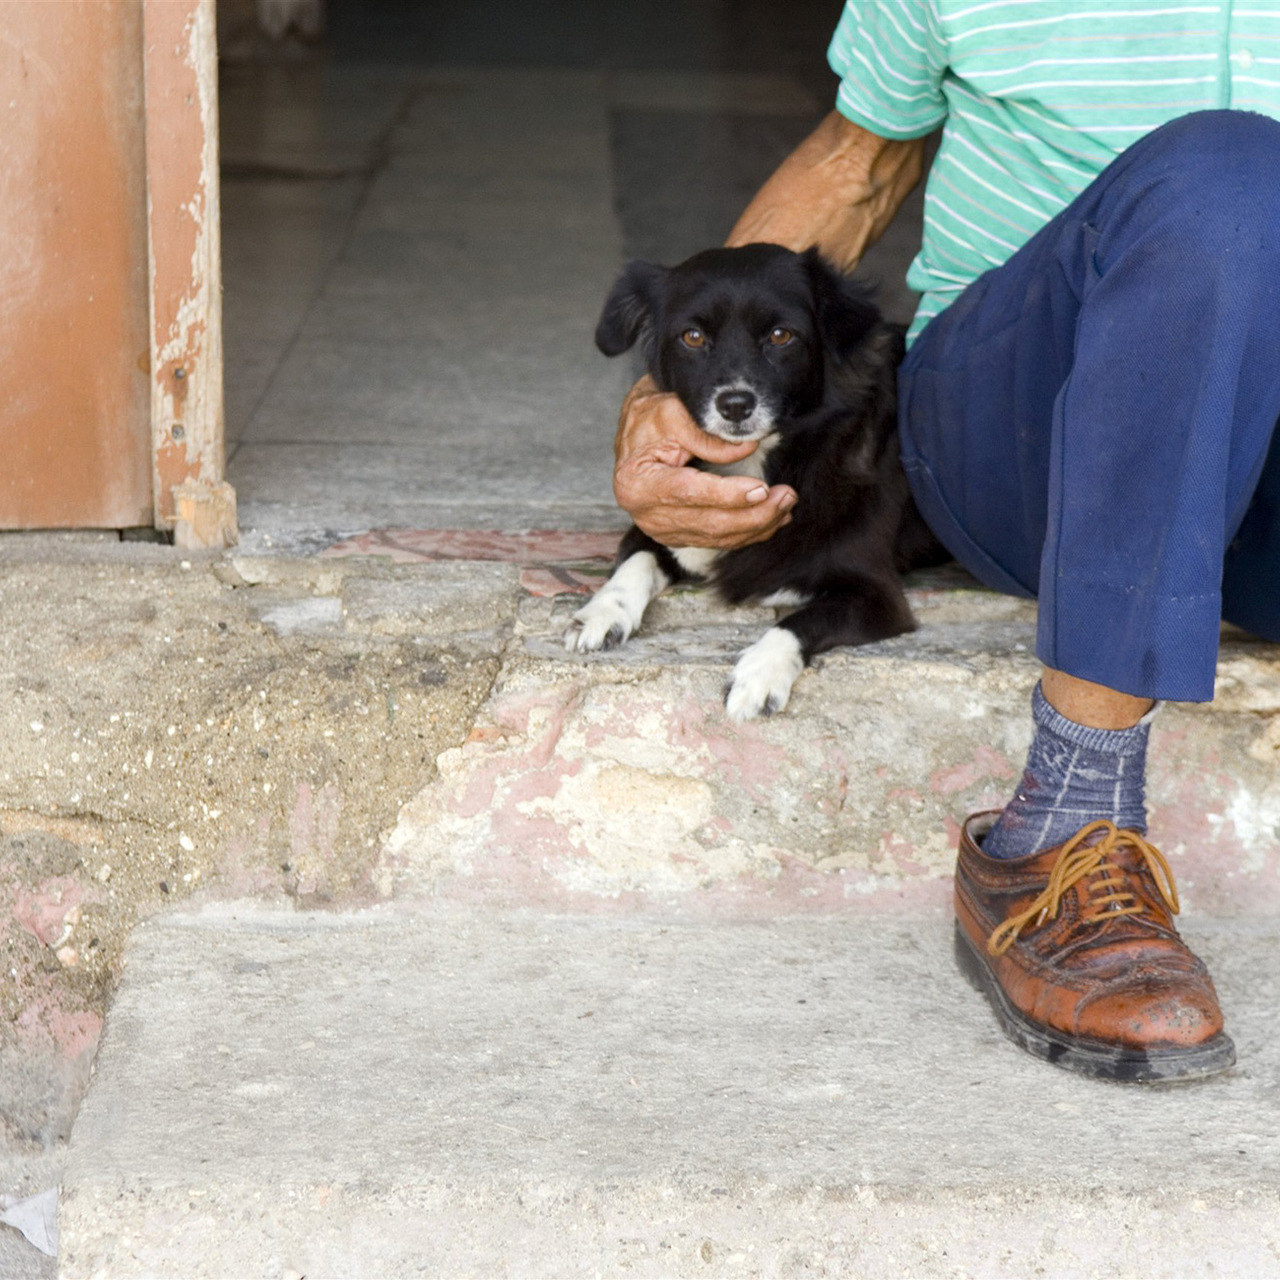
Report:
826,0,949,140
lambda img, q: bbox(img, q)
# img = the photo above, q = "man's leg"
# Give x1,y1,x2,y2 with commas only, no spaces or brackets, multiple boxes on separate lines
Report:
902,110,1280,696
1039,671,1152,732
897,110,1280,1080
1224,419,1280,639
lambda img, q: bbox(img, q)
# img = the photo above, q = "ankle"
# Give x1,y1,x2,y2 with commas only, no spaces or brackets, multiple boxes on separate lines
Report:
1041,667,1154,730
981,681,1151,859
1030,683,1154,758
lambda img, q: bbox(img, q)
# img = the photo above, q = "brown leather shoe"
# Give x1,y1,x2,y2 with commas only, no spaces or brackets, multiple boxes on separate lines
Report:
954,813,1235,1082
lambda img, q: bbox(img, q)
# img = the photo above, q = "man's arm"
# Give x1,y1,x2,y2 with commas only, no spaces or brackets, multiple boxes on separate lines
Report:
613,112,927,549
726,110,926,262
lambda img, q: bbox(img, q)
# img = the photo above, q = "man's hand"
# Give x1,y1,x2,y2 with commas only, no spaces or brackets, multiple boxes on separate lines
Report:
613,376,797,549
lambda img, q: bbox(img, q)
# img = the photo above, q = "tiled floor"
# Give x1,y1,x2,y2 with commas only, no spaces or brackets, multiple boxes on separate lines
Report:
218,1,923,551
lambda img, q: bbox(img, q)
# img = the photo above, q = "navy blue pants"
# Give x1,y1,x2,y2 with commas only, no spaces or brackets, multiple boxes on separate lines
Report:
899,110,1280,702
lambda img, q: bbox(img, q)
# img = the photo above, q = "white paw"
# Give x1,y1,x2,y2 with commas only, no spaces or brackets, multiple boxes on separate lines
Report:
724,628,804,721
564,593,635,652
563,551,668,654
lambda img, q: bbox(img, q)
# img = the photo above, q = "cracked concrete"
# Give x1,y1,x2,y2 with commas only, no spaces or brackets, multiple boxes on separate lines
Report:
378,572,1280,922
0,537,506,1245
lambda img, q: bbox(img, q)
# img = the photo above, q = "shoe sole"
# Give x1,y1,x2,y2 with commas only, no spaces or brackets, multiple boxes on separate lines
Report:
953,923,1237,1084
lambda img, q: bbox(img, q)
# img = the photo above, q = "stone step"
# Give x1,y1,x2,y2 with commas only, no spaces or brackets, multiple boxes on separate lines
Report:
376,566,1280,919
58,903,1280,1278
55,566,1280,1275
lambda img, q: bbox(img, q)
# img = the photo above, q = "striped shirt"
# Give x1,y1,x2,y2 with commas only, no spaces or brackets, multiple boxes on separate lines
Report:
828,1,1280,342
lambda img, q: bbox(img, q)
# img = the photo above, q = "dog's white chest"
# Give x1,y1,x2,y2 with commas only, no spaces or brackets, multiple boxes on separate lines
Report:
701,432,780,484
671,546,719,577
671,434,781,581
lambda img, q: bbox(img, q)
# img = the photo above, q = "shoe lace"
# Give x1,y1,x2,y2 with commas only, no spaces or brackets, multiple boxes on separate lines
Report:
987,820,1180,957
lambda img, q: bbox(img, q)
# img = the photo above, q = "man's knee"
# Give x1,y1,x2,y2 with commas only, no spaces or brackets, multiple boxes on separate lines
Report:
1144,107,1280,164
1136,110,1274,241
1111,110,1280,259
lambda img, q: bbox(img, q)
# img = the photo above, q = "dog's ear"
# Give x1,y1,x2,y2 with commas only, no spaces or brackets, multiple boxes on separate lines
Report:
802,248,880,355
595,260,665,357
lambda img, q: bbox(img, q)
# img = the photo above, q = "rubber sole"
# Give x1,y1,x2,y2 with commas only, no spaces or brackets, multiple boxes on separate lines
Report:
953,923,1237,1084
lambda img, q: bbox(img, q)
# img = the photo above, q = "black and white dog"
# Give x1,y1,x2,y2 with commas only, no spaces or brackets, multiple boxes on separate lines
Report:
565,243,945,720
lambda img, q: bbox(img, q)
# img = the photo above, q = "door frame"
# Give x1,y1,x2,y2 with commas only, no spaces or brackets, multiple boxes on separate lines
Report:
144,0,237,548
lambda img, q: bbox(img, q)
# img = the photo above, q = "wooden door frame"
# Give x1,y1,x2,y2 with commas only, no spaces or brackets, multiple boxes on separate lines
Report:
144,0,237,549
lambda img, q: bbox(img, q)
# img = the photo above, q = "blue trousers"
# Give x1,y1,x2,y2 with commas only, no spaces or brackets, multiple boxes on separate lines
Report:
899,110,1280,702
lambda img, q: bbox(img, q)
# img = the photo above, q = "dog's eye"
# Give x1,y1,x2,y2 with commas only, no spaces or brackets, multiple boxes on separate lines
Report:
681,328,706,349
768,327,794,347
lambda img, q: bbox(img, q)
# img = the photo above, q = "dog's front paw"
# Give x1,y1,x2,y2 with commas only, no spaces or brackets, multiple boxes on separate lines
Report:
724,628,804,721
564,595,634,653
563,549,667,655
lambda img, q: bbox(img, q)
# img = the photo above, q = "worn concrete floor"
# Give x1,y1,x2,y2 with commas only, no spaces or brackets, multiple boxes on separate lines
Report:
60,906,1280,1279
0,539,508,1275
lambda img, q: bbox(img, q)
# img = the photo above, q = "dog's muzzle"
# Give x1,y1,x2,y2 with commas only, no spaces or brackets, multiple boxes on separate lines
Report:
704,385,773,440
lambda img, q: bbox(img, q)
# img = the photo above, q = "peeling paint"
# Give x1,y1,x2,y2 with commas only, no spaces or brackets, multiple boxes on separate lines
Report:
15,995,102,1062
379,662,1029,914
929,744,1017,796
145,0,227,529
12,877,86,947
288,781,343,898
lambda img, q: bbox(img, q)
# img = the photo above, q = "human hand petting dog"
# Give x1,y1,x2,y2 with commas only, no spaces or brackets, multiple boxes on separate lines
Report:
613,375,797,549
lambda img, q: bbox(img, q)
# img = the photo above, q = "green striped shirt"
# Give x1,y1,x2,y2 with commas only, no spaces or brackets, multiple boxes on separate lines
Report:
828,1,1280,342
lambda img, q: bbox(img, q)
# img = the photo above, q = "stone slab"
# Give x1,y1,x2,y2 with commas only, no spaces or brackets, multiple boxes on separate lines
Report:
227,442,629,543
58,903,1280,1279
373,577,1280,917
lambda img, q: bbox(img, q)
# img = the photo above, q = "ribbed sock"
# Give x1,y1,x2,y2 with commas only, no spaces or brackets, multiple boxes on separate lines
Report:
981,682,1154,860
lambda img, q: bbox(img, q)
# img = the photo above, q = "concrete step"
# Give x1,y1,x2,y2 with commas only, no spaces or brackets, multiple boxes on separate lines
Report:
59,902,1280,1278
52,563,1280,1275
376,566,1280,919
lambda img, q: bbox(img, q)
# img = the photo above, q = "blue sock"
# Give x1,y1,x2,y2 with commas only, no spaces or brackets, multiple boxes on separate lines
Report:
981,682,1153,860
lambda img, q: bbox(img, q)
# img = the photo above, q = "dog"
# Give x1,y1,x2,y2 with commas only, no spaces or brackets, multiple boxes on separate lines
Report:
565,243,946,720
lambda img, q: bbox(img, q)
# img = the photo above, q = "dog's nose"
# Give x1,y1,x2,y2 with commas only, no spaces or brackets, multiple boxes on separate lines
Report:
715,389,757,423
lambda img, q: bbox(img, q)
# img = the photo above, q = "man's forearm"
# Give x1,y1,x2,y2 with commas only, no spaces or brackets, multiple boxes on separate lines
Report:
726,111,927,270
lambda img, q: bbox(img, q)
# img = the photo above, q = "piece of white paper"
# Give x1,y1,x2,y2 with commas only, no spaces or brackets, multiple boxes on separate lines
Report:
0,1188,58,1257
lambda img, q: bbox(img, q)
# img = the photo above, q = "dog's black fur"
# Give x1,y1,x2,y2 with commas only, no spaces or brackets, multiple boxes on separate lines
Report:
568,242,946,719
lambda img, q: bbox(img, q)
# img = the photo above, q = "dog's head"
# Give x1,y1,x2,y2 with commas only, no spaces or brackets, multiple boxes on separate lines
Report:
595,243,882,442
